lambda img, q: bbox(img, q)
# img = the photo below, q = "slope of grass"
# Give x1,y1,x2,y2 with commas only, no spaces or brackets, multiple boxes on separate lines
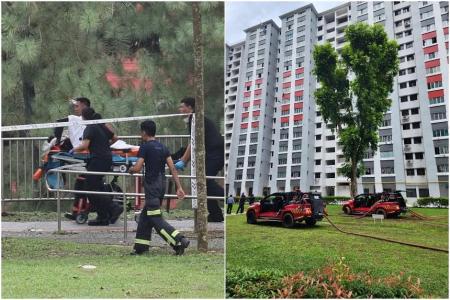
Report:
226,205,448,298
2,237,224,298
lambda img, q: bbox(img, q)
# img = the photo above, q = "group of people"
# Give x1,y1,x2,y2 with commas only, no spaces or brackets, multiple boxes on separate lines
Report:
53,96,224,255
226,193,255,214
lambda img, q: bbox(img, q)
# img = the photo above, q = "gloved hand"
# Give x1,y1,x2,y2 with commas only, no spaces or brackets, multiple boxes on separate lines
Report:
68,149,75,155
175,160,186,171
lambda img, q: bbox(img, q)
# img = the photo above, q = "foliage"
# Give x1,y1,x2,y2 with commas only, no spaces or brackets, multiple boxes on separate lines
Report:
278,258,424,298
416,197,449,208
226,267,284,298
1,2,224,136
313,23,399,196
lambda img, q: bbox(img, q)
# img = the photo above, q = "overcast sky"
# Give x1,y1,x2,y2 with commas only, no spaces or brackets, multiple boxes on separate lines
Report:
225,1,345,45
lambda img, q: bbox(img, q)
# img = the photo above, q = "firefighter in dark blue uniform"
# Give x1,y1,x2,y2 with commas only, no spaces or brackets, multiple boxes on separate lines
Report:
129,120,189,255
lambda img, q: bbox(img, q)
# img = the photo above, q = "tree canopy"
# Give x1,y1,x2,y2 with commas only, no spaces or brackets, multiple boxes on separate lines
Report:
313,22,399,196
2,2,224,136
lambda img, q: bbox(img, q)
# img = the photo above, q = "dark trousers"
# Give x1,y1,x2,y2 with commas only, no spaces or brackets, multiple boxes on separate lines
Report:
227,204,233,214
85,158,113,220
236,203,245,214
134,175,184,252
206,152,224,222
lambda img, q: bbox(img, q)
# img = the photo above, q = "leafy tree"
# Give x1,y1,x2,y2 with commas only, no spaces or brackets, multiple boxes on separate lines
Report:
2,2,223,136
313,23,399,197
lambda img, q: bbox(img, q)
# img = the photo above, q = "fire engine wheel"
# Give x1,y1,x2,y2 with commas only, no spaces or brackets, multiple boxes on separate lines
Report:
246,210,257,224
75,213,88,224
343,206,352,215
305,218,317,226
375,209,387,218
282,213,295,228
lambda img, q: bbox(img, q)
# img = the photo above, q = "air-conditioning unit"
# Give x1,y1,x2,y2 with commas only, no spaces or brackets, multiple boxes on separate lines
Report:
402,116,409,122
406,160,413,166
405,23,410,28
404,145,411,151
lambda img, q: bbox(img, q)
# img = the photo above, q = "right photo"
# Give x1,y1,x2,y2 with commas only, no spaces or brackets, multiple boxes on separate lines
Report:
225,1,449,298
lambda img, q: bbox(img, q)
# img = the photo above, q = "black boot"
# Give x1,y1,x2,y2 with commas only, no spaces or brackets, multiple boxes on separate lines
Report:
87,218,109,226
173,237,190,255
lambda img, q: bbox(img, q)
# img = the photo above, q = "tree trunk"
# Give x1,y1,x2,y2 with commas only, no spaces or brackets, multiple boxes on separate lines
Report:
192,2,208,252
350,158,357,198
20,64,35,124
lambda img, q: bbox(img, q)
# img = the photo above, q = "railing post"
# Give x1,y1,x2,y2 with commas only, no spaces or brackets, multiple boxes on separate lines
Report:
122,175,127,241
56,172,61,233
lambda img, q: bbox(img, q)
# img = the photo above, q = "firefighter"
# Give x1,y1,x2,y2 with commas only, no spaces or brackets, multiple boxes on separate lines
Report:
129,120,190,255
175,97,224,222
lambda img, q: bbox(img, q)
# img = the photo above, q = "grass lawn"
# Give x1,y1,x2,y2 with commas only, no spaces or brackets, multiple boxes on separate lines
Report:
226,205,448,298
2,237,224,298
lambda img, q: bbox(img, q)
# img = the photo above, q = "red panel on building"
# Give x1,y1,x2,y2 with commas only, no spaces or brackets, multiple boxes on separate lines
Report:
251,121,259,128
295,79,304,86
282,93,290,99
240,123,248,129
245,81,252,87
252,110,260,116
428,89,444,98
422,31,437,40
255,78,263,84
281,117,290,123
242,112,249,118
254,89,262,96
281,104,290,111
295,90,304,97
423,44,439,54
425,59,440,68
294,102,304,109
243,101,250,107
253,99,262,105
283,71,292,78
295,67,305,74
282,82,291,88
427,74,442,83
293,114,303,121
444,27,449,35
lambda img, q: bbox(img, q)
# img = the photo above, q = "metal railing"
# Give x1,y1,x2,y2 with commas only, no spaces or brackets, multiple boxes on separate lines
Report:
45,165,224,240
1,135,189,202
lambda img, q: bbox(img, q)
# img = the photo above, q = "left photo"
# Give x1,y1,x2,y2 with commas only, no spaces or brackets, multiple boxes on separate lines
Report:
1,2,224,298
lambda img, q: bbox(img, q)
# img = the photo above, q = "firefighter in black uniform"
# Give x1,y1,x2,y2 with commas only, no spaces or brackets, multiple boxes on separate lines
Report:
175,97,224,222
129,120,190,255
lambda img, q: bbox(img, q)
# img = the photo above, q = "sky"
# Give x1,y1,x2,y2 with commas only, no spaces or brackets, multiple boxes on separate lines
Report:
225,1,346,45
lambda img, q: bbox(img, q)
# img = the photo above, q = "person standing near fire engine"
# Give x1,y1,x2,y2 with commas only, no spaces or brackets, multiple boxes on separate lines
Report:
129,120,190,255
175,97,224,222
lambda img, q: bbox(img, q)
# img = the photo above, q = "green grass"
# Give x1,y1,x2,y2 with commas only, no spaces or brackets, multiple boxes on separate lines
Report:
2,237,224,298
226,205,448,298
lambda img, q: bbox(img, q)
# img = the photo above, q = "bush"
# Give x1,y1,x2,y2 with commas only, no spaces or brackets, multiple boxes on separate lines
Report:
416,197,448,208
322,196,351,205
227,259,424,298
226,267,284,298
278,258,423,299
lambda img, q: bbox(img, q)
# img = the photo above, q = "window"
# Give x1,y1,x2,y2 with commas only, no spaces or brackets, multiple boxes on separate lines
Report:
430,96,445,105
409,80,416,87
425,52,437,60
315,159,321,165
415,152,424,159
326,173,335,178
316,134,321,140
315,173,321,179
416,168,426,175
406,188,417,197
423,37,437,47
425,66,441,75
422,23,436,33
435,146,449,154
428,81,443,89
316,147,321,152
380,135,392,143
410,94,418,101
403,123,410,130
433,129,449,137
405,153,413,159
406,169,415,176
431,112,446,120
419,188,430,197
326,147,335,153
411,108,419,115
412,122,421,129
413,137,422,144
404,138,411,145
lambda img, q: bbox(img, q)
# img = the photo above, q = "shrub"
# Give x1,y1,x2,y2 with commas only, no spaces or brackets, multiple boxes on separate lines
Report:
227,259,424,298
416,197,448,208
278,258,424,299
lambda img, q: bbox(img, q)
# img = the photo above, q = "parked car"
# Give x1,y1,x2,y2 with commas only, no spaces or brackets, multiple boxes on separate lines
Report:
342,192,407,218
246,192,325,228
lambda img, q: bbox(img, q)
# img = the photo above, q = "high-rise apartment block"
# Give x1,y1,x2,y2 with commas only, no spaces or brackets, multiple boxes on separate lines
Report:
225,1,449,204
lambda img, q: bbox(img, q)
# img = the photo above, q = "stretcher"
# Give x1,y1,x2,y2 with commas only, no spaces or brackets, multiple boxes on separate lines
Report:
33,139,145,223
